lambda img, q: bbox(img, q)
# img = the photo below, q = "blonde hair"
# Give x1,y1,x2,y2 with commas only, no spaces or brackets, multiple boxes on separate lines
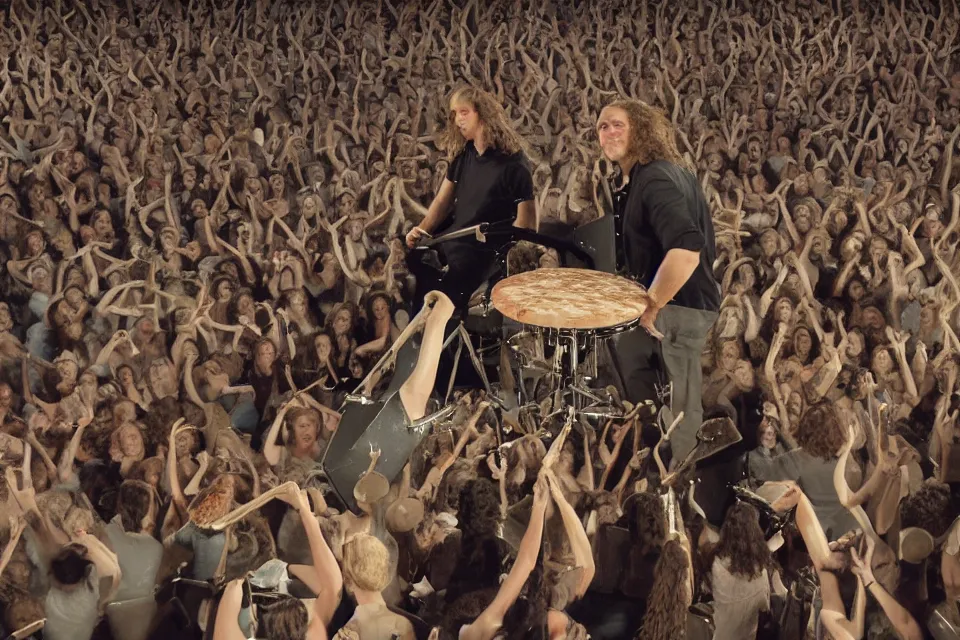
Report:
341,533,392,592
599,99,690,170
438,85,527,161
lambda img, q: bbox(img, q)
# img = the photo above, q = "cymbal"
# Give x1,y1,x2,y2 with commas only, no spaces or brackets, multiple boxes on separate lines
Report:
491,268,650,330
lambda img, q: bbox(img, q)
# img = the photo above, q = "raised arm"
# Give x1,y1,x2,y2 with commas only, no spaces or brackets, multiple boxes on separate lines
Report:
851,538,922,640
835,425,896,509
545,471,595,598
417,402,487,502
759,266,788,318
181,351,205,408
283,486,343,631
212,579,250,640
23,431,58,487
785,483,866,639
262,402,293,468
57,406,93,484
461,477,550,640
74,531,122,611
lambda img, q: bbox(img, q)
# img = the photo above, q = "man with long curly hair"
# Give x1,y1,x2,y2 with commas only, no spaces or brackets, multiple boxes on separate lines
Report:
596,99,720,464
405,85,537,311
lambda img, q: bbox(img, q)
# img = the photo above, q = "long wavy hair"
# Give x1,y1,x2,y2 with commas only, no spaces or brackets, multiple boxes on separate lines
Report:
601,99,690,170
704,502,774,583
636,539,690,640
437,85,527,161
627,492,666,555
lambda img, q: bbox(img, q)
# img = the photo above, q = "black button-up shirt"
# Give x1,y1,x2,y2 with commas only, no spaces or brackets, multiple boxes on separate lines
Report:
613,160,721,312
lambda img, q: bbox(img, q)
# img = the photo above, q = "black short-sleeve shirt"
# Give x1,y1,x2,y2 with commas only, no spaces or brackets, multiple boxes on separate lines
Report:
443,141,534,234
615,160,721,312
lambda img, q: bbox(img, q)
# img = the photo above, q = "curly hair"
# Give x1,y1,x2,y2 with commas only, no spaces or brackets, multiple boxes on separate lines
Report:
900,479,957,538
437,85,527,161
793,402,846,460
434,459,475,513
458,477,503,541
636,539,690,640
441,587,498,638
704,502,774,582
445,479,510,601
600,99,690,170
506,240,543,275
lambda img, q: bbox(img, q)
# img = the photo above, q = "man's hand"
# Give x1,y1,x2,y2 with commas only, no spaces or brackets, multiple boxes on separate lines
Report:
639,305,664,340
405,226,429,248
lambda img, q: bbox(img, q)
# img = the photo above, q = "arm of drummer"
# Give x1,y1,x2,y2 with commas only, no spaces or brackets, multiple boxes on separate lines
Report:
637,173,706,310
515,200,539,231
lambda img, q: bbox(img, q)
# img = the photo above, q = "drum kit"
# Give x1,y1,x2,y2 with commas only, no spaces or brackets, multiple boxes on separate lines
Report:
320,223,654,510
491,265,651,418
407,219,654,422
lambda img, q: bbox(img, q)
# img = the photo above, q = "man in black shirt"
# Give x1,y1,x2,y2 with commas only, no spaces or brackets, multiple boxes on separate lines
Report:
406,86,537,312
596,99,721,463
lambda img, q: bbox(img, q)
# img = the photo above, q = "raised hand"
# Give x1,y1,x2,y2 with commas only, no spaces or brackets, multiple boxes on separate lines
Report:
532,474,550,510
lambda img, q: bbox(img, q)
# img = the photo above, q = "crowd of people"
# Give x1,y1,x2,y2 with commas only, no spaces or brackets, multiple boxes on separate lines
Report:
0,0,959,638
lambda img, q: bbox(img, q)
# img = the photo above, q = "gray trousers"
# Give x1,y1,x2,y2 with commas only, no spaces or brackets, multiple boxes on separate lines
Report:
609,305,717,462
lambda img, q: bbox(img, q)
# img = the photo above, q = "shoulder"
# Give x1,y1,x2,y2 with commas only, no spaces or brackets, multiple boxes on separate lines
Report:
506,150,532,168
633,160,688,186
505,152,533,178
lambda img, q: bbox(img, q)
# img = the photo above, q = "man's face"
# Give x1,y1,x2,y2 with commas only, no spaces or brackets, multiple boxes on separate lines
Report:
451,99,481,141
597,106,631,164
